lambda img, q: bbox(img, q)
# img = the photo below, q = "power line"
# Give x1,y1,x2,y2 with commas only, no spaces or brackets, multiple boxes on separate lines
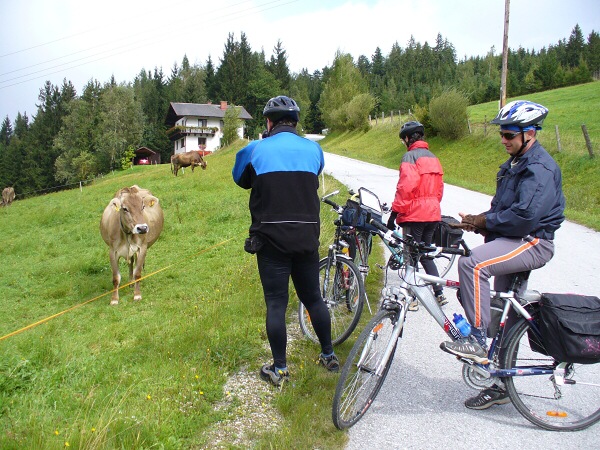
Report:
0,0,298,89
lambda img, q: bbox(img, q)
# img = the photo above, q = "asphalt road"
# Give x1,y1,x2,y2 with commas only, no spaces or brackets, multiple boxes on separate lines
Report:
322,152,600,449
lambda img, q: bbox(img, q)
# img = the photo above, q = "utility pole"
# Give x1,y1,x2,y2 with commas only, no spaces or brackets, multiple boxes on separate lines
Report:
500,0,510,107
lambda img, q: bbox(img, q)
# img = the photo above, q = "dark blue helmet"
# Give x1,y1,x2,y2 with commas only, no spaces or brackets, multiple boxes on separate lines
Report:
263,95,300,122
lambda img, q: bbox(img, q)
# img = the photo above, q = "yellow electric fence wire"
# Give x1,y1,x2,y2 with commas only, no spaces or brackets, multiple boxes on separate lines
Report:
0,237,235,342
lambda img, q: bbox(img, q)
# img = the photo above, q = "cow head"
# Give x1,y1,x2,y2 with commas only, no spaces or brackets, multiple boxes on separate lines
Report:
118,188,149,235
198,155,207,170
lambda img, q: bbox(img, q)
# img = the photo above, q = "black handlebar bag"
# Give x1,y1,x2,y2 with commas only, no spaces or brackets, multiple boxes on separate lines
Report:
341,199,380,233
433,215,463,248
538,293,600,364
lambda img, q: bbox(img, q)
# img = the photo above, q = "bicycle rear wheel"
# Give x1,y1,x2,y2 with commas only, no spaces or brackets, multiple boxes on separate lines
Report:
503,319,600,431
332,309,399,429
298,255,365,345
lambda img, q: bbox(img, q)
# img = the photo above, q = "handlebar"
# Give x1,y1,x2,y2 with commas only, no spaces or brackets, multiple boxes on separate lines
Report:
321,190,345,214
368,216,472,257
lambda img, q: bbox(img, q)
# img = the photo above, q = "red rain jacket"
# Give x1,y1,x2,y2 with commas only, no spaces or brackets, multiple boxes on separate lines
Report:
391,140,444,224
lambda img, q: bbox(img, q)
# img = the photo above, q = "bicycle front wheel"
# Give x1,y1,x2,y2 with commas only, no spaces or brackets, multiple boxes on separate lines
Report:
503,319,600,431
332,309,399,429
427,252,456,278
298,255,365,345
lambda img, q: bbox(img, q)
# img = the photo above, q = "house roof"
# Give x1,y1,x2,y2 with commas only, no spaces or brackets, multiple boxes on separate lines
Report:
165,102,253,125
135,146,158,156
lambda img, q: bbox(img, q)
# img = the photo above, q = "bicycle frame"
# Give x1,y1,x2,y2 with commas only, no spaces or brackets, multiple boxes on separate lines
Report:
380,231,554,379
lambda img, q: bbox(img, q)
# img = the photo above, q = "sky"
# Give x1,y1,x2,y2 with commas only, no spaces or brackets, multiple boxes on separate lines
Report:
1,0,599,123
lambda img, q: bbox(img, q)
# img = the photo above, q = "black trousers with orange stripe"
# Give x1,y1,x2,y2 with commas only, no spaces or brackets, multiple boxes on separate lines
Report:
457,236,555,334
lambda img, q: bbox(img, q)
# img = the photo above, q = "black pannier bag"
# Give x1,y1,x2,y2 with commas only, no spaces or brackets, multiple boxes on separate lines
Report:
434,215,463,248
537,293,600,364
341,199,381,233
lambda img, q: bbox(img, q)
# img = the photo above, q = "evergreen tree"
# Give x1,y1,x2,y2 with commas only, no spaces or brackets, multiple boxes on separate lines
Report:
586,30,600,76
566,24,586,68
267,40,291,91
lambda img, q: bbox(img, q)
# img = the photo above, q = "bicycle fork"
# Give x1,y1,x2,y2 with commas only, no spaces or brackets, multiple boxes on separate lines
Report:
358,289,407,377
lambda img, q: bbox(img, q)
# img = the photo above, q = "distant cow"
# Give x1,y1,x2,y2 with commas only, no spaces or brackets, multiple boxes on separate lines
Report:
1,187,15,206
170,151,207,176
100,185,164,305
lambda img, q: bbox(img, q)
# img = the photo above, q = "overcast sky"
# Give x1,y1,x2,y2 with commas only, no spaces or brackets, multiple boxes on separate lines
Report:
1,0,599,123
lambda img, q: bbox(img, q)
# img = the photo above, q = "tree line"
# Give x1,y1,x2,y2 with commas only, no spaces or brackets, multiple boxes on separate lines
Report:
1,24,598,198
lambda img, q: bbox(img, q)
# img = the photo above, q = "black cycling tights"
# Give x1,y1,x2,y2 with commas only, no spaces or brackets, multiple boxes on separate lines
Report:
257,246,333,369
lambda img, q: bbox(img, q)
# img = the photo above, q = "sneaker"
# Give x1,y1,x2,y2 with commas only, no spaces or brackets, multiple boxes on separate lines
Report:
436,294,448,306
408,299,419,311
464,386,510,410
318,353,340,372
439,338,489,364
260,364,289,386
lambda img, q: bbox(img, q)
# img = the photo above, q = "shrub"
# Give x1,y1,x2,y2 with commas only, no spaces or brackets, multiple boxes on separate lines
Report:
429,89,469,140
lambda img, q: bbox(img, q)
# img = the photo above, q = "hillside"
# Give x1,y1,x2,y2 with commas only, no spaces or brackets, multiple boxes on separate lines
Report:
320,81,600,230
0,147,355,449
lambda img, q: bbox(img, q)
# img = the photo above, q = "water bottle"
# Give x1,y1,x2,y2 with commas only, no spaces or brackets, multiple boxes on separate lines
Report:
453,313,471,337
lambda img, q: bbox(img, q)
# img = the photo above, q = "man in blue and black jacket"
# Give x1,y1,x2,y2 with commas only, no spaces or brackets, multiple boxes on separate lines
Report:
232,95,339,386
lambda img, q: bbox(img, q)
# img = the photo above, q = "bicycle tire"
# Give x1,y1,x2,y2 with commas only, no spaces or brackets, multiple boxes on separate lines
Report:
332,309,398,429
502,318,600,431
298,255,366,345
356,232,372,269
423,252,456,278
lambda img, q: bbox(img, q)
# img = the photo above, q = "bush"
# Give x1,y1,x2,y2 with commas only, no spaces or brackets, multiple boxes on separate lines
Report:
429,89,469,140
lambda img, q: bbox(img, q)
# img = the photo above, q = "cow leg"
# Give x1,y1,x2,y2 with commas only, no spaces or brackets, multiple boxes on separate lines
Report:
109,252,121,305
132,248,147,301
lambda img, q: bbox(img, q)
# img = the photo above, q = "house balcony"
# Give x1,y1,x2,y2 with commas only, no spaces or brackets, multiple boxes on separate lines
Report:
166,125,219,140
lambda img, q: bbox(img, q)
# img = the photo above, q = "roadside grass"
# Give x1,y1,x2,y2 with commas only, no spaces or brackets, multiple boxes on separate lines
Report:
321,81,600,231
0,142,385,449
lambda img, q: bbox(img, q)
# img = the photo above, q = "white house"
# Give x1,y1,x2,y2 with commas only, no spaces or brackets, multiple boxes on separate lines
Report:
165,101,253,155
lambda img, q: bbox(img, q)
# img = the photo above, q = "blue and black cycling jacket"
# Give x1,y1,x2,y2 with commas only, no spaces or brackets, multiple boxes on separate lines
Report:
485,140,565,241
232,125,325,254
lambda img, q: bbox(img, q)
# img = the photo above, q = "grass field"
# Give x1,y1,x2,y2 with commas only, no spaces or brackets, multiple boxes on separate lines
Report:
1,143,385,449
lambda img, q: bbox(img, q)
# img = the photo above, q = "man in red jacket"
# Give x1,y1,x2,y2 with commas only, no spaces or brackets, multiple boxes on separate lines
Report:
387,121,446,310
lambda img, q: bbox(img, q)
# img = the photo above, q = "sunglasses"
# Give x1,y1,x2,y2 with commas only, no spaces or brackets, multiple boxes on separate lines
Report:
499,131,520,140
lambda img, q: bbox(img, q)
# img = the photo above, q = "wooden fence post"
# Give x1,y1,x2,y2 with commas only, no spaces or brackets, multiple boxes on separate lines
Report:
555,125,562,152
582,124,595,158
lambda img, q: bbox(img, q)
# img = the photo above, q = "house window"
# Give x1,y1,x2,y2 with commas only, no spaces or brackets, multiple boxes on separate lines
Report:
198,137,206,147
220,120,224,130
199,119,207,127
180,138,184,148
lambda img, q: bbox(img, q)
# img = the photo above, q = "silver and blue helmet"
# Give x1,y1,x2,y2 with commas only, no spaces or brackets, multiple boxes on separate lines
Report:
491,100,548,130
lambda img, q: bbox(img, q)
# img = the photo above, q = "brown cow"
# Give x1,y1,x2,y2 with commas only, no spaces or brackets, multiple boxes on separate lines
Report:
100,185,164,305
1,187,15,206
170,151,207,176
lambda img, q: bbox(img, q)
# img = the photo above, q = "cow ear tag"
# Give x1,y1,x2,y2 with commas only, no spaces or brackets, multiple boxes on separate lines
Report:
148,200,155,207
114,203,120,211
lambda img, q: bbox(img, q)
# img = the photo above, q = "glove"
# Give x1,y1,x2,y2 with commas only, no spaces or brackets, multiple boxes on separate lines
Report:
460,214,487,235
386,211,398,229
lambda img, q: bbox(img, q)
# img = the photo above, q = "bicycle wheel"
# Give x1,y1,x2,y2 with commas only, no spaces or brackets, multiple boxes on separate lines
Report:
298,255,365,345
332,309,399,429
356,232,372,271
503,318,600,431
422,252,456,278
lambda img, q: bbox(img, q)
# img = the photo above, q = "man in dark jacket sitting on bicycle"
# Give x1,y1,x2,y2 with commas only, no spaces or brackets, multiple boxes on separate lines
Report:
440,100,565,409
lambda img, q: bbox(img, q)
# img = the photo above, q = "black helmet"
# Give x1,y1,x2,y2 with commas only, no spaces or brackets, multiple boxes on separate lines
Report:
263,95,300,122
399,121,424,140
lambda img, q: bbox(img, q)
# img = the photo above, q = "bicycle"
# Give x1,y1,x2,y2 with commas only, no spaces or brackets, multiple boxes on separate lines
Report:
332,192,600,432
299,187,457,346
298,190,371,346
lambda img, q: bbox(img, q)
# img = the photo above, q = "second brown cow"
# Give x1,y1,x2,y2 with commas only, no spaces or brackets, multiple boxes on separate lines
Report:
170,151,207,176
